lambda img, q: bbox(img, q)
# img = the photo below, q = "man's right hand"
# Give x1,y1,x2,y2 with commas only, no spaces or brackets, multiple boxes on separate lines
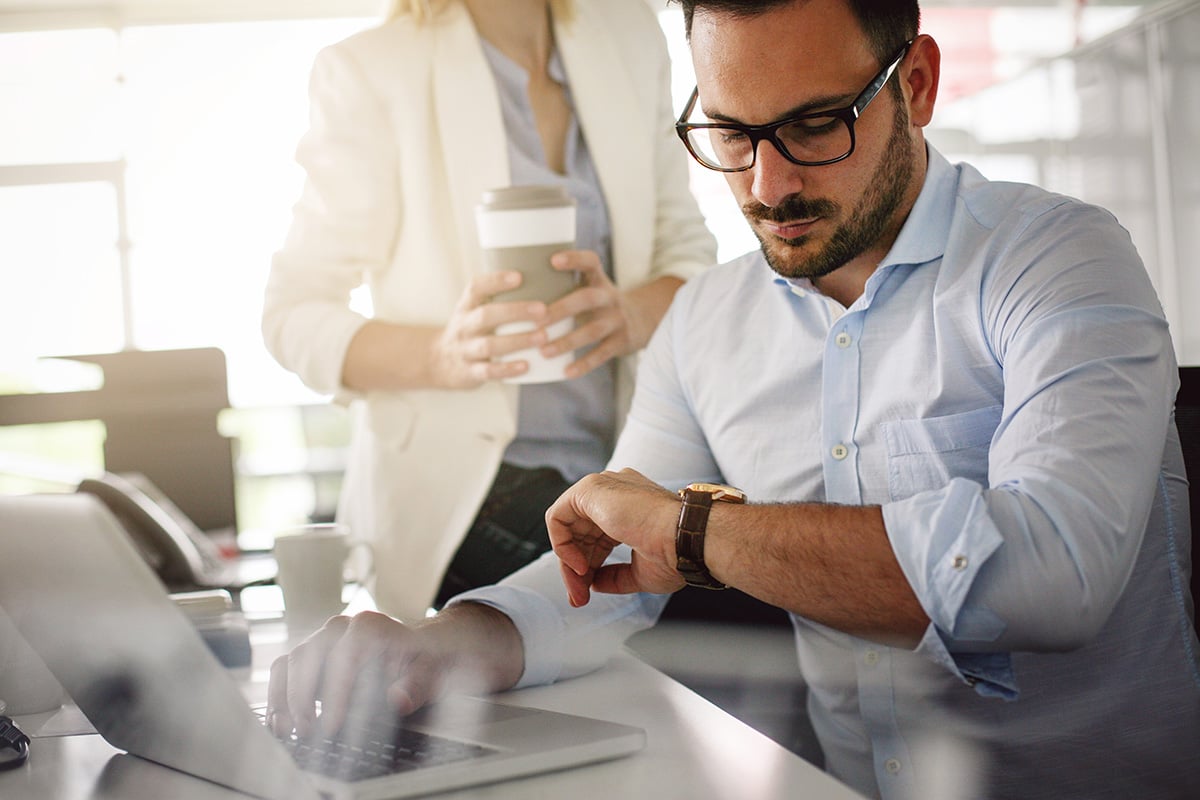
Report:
265,603,524,740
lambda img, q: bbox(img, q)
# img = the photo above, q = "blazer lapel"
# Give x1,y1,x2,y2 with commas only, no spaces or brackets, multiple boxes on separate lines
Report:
432,4,509,281
556,8,649,285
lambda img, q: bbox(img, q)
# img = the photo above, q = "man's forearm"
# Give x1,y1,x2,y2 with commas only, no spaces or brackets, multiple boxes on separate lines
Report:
547,470,930,647
703,502,929,647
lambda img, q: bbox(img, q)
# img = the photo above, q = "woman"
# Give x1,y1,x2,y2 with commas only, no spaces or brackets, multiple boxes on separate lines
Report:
262,0,716,621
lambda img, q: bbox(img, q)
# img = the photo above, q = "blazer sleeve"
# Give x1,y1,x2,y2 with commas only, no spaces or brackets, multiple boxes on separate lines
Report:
642,9,717,284
261,41,401,396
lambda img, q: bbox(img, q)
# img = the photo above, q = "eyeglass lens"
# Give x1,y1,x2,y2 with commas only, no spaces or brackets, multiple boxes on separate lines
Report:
683,116,852,170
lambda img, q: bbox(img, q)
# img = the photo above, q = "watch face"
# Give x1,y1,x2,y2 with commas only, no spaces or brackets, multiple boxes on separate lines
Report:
683,483,747,504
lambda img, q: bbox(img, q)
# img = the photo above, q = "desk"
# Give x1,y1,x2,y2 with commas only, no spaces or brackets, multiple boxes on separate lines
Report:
1,619,864,800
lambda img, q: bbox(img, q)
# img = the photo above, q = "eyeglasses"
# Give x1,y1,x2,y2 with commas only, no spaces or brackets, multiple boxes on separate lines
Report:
675,42,912,173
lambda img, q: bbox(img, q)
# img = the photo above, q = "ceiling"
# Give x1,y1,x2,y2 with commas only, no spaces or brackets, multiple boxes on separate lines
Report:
0,0,1160,32
0,1,386,31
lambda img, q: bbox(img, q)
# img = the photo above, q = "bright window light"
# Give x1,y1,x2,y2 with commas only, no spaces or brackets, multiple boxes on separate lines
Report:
0,18,373,408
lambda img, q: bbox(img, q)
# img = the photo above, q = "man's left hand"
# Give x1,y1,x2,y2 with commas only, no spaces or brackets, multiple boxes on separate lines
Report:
545,469,684,606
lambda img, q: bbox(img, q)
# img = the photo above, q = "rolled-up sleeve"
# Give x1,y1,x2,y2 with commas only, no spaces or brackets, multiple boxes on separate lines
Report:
882,201,1176,697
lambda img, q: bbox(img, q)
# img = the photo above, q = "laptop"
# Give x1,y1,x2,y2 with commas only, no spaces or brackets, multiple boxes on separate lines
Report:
0,493,645,800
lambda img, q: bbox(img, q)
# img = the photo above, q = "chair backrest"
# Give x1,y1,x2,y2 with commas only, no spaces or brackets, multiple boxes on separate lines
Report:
1174,367,1200,637
0,347,236,533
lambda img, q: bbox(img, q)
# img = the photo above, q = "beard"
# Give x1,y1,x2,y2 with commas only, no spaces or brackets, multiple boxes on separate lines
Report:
743,100,916,281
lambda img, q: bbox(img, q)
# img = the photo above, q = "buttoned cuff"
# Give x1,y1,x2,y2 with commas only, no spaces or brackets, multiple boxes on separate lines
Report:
448,584,572,689
448,547,663,689
884,478,1018,697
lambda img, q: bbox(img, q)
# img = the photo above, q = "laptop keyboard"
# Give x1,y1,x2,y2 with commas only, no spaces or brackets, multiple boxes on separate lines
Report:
256,707,497,783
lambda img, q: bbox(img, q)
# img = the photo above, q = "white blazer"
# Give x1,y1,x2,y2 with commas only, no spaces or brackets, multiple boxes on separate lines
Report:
263,0,717,620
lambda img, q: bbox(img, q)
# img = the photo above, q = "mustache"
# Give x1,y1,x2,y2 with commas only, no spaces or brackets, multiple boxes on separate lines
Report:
742,195,838,224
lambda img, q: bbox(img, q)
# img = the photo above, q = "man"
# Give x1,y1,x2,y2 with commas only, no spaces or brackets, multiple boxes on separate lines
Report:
268,1,1200,797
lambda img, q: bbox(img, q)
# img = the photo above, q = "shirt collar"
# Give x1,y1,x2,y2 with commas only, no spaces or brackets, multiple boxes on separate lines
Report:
769,143,958,301
880,143,957,271
774,273,817,295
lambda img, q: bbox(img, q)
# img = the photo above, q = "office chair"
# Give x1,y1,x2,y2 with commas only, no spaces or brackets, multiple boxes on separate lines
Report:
1174,366,1200,639
0,348,237,534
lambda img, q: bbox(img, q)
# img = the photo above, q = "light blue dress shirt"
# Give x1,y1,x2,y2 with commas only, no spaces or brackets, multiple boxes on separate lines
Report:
455,146,1200,799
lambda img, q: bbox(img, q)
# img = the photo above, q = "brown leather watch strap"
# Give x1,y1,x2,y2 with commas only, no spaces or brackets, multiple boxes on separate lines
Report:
675,487,727,590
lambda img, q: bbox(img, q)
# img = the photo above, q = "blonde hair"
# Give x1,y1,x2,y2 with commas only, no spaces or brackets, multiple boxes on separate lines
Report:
385,0,574,25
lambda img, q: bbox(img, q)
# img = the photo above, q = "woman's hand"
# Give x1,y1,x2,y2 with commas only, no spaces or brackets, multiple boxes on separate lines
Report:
539,252,679,380
341,271,551,392
341,258,679,392
426,271,550,389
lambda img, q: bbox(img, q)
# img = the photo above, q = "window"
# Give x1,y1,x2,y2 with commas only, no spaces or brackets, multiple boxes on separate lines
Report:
0,17,372,407
0,17,373,540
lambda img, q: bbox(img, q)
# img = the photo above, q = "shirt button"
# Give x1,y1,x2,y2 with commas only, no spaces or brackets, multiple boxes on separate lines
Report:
952,554,968,570
835,331,852,348
831,444,849,460
790,286,807,297
864,650,880,666
885,758,902,775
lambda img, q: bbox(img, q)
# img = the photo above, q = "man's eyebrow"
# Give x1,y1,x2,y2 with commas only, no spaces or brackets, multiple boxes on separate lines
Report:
702,92,856,125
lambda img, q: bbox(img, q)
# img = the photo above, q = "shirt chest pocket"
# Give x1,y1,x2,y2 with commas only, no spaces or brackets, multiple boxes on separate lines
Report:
881,405,1001,500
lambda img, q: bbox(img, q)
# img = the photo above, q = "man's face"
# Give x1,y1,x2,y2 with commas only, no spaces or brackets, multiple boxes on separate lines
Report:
690,0,921,282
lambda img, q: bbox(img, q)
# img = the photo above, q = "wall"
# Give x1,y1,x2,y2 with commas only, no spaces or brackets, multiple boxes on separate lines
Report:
927,0,1200,364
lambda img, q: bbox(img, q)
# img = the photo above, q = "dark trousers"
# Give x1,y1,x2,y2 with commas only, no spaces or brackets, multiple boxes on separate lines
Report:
434,463,570,608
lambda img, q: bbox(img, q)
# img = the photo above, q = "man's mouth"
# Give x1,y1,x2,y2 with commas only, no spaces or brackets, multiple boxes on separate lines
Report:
758,217,820,240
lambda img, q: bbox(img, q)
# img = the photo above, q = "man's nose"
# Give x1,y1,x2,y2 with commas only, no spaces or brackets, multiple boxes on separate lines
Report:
750,139,805,208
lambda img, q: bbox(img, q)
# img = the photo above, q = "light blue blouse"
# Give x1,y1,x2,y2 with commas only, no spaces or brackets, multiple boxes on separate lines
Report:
481,40,616,483
457,146,1200,799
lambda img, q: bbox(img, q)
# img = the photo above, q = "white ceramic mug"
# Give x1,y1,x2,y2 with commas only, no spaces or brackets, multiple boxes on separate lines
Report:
0,603,64,715
272,523,371,633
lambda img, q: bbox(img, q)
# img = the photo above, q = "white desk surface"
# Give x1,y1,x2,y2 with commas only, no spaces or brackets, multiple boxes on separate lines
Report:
1,615,864,800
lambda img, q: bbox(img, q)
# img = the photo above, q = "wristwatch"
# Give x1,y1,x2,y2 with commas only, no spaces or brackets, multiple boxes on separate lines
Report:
675,482,746,590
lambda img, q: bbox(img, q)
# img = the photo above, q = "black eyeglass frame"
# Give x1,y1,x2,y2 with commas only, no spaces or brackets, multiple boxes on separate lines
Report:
675,41,913,172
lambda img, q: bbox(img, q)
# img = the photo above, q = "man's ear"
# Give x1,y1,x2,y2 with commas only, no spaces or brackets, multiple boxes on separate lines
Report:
904,34,940,128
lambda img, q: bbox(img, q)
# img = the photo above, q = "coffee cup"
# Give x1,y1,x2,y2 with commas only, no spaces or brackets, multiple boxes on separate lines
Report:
476,184,577,383
272,523,371,633
0,603,64,716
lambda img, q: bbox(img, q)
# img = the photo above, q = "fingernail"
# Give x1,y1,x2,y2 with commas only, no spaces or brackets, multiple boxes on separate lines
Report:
295,716,311,738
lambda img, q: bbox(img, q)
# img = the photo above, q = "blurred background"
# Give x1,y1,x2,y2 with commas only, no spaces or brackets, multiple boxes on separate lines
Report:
0,0,1196,549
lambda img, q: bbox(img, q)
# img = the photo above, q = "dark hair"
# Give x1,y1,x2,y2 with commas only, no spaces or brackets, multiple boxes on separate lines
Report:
672,0,919,64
